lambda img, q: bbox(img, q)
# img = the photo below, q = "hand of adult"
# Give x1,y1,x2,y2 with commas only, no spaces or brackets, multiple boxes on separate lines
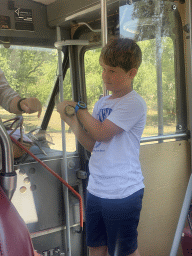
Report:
19,97,42,118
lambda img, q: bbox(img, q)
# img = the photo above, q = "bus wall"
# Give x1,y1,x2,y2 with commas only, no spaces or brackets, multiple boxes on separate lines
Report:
139,140,191,256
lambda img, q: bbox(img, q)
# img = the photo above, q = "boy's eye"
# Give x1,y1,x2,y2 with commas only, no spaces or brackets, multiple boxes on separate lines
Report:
102,67,115,73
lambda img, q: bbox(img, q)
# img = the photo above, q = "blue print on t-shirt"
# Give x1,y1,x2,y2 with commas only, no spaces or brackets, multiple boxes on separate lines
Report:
97,108,112,122
94,141,102,148
93,108,112,152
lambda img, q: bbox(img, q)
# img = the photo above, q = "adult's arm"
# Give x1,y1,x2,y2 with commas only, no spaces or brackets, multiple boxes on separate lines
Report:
0,69,42,117
0,68,19,112
9,96,42,117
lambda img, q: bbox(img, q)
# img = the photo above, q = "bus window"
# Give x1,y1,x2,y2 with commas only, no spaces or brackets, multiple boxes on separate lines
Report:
118,1,186,139
0,45,76,152
135,37,176,137
84,48,103,113
48,68,76,152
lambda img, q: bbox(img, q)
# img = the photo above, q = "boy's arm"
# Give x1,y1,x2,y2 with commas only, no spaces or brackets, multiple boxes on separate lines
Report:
57,101,123,143
77,109,123,142
70,117,96,152
57,102,96,152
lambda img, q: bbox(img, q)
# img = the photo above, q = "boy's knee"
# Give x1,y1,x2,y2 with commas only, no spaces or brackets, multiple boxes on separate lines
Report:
89,245,108,256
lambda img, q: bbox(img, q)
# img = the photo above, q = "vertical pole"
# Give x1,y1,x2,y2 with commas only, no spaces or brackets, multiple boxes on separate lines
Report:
101,0,108,47
56,26,71,256
155,1,164,136
170,176,192,256
0,119,16,200
156,30,164,136
101,0,108,96
189,0,192,173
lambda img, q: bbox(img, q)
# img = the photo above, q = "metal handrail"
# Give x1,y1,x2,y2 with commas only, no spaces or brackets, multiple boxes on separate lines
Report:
56,26,72,256
101,0,108,96
0,119,17,200
140,132,188,143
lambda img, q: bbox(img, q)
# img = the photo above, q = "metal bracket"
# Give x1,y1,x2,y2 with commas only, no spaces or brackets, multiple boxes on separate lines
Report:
54,40,89,49
76,170,87,180
183,24,190,33
77,22,101,33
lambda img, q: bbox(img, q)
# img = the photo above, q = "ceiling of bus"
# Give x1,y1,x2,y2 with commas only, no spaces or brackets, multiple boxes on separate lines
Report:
32,0,56,5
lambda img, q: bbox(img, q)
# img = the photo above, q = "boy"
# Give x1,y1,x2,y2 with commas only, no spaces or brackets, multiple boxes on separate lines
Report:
57,38,147,256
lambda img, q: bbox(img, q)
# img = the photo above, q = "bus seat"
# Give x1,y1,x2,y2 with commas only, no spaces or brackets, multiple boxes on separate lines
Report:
0,186,34,256
181,226,192,256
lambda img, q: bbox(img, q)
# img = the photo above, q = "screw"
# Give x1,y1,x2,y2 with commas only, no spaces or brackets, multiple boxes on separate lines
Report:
172,4,177,10
68,160,75,169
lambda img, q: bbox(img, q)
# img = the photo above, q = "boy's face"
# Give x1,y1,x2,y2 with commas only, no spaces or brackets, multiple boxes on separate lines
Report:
100,61,137,97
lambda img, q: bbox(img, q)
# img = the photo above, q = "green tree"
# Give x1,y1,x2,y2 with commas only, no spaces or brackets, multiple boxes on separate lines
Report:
0,46,58,105
84,48,103,109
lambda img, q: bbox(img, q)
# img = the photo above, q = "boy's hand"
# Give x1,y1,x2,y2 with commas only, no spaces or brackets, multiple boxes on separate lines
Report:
57,101,77,124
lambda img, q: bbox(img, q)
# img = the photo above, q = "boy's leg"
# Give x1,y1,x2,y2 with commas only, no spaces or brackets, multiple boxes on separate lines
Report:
89,245,108,256
101,189,144,256
86,192,108,253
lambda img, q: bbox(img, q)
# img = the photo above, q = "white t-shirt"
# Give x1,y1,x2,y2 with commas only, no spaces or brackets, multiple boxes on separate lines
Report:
87,90,147,199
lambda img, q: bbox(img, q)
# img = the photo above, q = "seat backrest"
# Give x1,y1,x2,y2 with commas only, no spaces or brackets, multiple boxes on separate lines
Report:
0,186,34,256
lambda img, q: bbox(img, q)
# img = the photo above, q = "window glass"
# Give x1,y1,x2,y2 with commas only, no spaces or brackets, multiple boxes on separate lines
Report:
0,45,75,152
84,0,178,138
119,0,178,137
84,48,103,113
135,37,176,136
48,68,76,152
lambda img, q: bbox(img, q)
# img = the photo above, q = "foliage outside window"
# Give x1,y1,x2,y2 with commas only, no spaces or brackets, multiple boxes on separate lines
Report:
135,37,176,136
119,0,177,137
84,48,103,113
0,45,75,152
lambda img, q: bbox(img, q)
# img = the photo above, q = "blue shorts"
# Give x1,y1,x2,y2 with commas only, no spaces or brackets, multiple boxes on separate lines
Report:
86,189,144,256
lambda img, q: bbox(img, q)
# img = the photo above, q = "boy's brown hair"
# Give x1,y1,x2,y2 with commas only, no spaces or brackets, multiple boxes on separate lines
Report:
99,38,142,73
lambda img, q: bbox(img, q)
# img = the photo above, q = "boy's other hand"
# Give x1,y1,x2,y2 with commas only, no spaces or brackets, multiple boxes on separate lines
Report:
57,100,77,123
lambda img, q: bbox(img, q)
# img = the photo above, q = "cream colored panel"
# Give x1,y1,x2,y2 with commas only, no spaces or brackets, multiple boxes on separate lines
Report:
138,140,191,256
32,0,56,4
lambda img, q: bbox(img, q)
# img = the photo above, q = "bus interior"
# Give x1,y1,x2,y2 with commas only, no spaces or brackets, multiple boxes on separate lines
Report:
0,0,192,255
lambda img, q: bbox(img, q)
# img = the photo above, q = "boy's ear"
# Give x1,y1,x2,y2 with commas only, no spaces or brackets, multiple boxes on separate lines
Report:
128,68,138,79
